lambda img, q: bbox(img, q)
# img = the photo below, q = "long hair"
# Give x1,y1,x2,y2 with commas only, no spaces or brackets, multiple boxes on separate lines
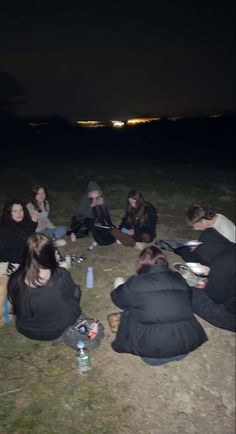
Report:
126,190,147,226
8,234,58,305
186,205,216,227
136,246,168,275
0,199,30,225
28,185,49,212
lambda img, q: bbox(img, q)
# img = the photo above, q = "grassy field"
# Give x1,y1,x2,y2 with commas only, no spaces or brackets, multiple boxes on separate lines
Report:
0,156,235,434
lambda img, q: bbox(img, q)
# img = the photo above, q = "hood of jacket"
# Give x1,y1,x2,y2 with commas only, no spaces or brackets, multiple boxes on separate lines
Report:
87,181,102,193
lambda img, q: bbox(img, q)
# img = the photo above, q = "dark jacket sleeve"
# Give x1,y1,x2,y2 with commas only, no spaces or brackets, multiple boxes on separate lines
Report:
111,277,134,308
142,203,157,232
60,268,81,303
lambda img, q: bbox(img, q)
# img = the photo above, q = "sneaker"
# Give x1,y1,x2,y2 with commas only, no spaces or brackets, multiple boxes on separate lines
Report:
56,239,67,247
116,240,122,245
135,242,146,251
88,241,98,251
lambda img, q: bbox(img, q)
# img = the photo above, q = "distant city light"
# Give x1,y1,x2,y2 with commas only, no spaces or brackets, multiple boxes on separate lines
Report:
127,117,161,125
76,120,105,128
111,120,125,127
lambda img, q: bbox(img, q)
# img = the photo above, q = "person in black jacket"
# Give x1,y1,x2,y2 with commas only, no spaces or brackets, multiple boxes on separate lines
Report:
7,233,81,341
111,190,158,247
0,199,38,266
111,246,207,366
186,228,235,332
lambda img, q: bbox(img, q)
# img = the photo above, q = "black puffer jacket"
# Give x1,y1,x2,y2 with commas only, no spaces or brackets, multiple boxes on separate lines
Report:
111,264,207,358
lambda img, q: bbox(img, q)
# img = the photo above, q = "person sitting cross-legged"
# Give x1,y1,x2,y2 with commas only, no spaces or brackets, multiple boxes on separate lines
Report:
110,246,207,366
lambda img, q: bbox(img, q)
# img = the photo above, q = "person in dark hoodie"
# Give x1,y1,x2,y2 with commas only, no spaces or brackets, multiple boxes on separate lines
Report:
111,246,207,366
69,181,116,245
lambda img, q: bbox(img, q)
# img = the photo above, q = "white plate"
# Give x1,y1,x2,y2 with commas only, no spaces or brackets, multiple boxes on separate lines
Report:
184,241,202,247
186,263,209,276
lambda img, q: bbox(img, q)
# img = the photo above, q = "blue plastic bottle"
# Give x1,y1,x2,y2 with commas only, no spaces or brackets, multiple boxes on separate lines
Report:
86,266,94,288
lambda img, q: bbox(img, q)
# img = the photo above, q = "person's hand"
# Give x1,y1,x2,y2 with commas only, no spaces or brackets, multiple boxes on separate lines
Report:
90,196,104,207
128,229,134,236
114,277,125,288
97,196,104,205
31,210,40,222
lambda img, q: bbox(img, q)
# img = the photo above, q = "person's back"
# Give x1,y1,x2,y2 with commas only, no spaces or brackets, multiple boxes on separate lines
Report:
212,213,235,243
111,247,207,362
8,234,81,340
186,205,235,243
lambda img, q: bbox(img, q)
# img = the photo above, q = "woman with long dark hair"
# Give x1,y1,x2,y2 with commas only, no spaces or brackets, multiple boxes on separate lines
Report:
111,246,207,366
27,185,67,246
8,233,81,340
0,199,38,265
111,190,158,247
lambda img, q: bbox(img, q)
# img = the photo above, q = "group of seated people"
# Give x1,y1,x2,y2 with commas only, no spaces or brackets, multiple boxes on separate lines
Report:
0,182,235,368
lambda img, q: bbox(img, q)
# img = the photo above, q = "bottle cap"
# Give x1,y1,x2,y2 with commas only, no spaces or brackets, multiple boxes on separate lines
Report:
77,340,85,349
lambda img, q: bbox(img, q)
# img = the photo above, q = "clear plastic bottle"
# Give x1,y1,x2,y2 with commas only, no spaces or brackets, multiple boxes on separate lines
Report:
77,340,91,376
86,266,94,288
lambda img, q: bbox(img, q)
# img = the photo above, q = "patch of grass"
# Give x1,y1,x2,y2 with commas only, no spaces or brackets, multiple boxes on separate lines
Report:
0,326,132,434
0,156,235,433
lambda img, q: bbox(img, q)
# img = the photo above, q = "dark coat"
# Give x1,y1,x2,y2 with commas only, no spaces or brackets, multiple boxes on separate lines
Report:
111,264,207,358
120,202,157,241
8,267,81,340
0,217,37,264
195,228,235,313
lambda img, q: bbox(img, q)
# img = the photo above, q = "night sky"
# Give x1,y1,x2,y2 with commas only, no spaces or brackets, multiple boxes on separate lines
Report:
1,0,235,121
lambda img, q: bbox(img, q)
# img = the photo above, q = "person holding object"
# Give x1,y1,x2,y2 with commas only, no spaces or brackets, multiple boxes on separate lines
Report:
111,189,157,248
27,185,67,247
7,233,81,341
110,246,207,366
69,181,115,245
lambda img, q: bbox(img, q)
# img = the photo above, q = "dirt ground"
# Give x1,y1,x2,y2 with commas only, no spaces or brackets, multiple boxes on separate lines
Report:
62,219,235,434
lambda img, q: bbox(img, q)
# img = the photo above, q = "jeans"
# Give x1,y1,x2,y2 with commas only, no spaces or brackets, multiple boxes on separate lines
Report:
39,226,67,240
142,353,187,366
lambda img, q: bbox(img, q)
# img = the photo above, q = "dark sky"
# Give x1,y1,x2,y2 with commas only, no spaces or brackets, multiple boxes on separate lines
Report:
1,0,235,121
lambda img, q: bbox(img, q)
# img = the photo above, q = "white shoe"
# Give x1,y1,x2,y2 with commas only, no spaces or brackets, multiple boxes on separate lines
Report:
88,241,98,251
135,242,146,250
56,239,67,247
116,240,122,245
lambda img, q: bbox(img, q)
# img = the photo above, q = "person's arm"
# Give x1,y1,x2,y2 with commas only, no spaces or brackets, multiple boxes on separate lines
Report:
60,269,81,302
111,277,133,308
143,204,157,230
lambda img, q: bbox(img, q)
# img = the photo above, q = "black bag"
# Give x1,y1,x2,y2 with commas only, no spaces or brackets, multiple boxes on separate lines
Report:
69,216,90,238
